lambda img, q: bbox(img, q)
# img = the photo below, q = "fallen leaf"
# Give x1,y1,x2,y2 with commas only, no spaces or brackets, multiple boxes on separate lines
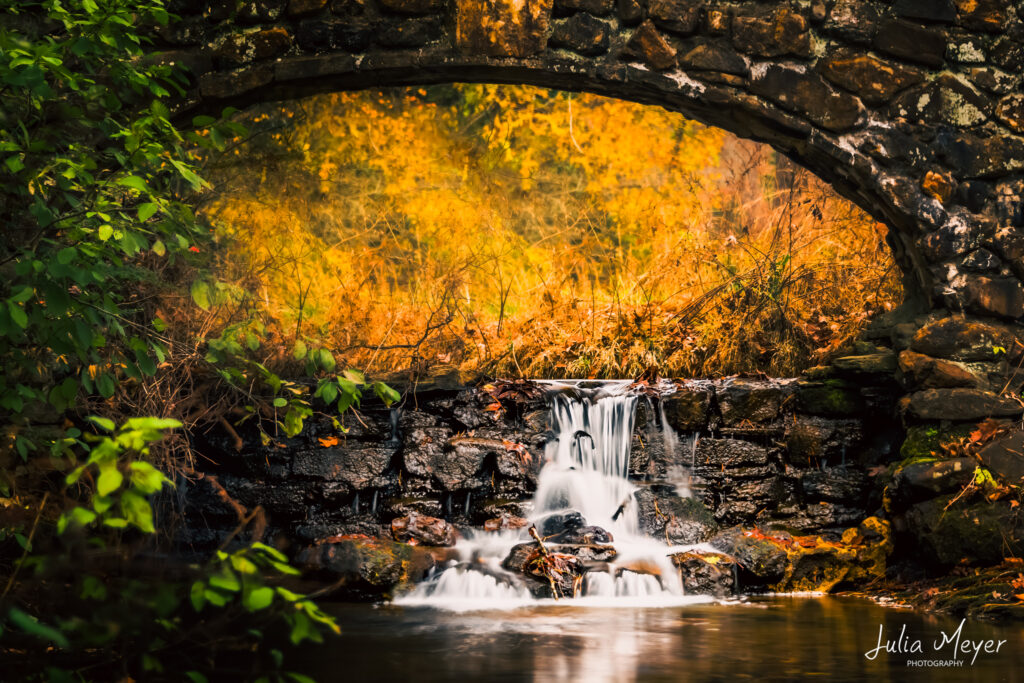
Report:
318,436,339,447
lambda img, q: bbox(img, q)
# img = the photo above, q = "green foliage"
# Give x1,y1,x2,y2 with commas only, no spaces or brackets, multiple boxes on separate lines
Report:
0,2,357,680
3,418,338,681
0,0,241,447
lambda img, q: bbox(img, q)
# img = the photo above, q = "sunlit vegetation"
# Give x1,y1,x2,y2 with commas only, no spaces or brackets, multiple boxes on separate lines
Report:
203,85,901,380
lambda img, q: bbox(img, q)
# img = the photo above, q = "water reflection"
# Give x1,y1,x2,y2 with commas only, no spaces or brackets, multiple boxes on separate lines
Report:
307,598,1023,682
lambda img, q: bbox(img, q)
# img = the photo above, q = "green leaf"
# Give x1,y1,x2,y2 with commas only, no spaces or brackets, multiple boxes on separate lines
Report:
317,349,336,372
8,303,27,329
137,202,158,221
292,340,307,360
273,397,287,408
186,672,209,683
88,416,116,432
121,490,155,533
130,461,169,495
98,224,113,241
244,586,275,611
96,466,123,496
190,280,211,310
152,239,166,256
118,175,149,193
7,608,70,648
57,247,77,264
190,581,206,611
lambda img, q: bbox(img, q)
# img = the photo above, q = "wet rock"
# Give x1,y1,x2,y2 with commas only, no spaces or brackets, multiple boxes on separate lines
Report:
795,380,866,417
716,378,793,425
556,544,617,563
483,514,529,532
635,488,718,544
391,512,457,546
749,65,863,133
291,443,395,489
978,430,1024,485
647,0,700,35
900,388,1024,420
904,496,1024,567
888,457,978,508
501,543,584,598
386,495,444,518
824,0,878,44
296,536,435,599
818,50,924,106
996,94,1024,134
874,19,947,67
546,525,613,545
535,510,586,537
732,6,810,58
894,0,955,22
550,13,611,55
694,438,769,468
911,316,1024,362
669,551,736,597
784,416,864,465
831,353,897,378
661,381,714,431
709,526,789,585
678,42,749,76
800,468,870,505
622,20,677,70
958,275,1024,320
898,350,983,389
956,0,1008,33
502,542,539,573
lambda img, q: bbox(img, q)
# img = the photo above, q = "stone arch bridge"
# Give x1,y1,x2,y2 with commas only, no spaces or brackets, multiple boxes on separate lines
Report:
163,0,1024,577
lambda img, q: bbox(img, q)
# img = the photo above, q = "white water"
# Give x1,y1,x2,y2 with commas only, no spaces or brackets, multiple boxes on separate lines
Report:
396,380,714,611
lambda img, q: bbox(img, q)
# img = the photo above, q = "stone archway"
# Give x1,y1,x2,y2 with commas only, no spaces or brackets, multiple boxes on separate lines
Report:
162,0,1024,579
157,0,1024,326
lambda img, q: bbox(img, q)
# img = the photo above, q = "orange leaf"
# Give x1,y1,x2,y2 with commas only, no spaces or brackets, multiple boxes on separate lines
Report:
318,436,339,447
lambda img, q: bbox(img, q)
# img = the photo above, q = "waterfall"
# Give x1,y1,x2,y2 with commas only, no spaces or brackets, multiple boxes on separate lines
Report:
396,380,714,610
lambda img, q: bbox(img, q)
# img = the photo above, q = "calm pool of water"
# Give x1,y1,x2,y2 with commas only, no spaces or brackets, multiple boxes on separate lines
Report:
305,597,1023,682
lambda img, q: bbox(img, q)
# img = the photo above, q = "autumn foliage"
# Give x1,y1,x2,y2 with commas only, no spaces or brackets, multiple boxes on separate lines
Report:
202,84,901,380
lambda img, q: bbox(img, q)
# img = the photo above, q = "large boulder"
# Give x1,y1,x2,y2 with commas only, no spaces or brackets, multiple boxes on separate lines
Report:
296,536,435,600
390,512,457,546
669,551,736,597
903,496,1024,567
978,430,1024,485
887,457,977,509
716,378,795,425
709,526,789,585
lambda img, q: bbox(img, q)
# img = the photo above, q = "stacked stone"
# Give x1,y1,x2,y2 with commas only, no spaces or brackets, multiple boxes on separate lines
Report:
181,377,550,549
631,370,900,538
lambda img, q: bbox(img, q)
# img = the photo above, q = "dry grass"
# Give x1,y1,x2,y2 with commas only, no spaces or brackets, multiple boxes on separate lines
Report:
200,84,901,380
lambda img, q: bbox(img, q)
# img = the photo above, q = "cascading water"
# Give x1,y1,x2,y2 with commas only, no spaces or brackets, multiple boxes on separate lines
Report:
396,380,716,610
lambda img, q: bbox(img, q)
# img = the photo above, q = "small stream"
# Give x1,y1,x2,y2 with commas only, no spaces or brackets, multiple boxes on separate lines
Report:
305,598,1024,682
